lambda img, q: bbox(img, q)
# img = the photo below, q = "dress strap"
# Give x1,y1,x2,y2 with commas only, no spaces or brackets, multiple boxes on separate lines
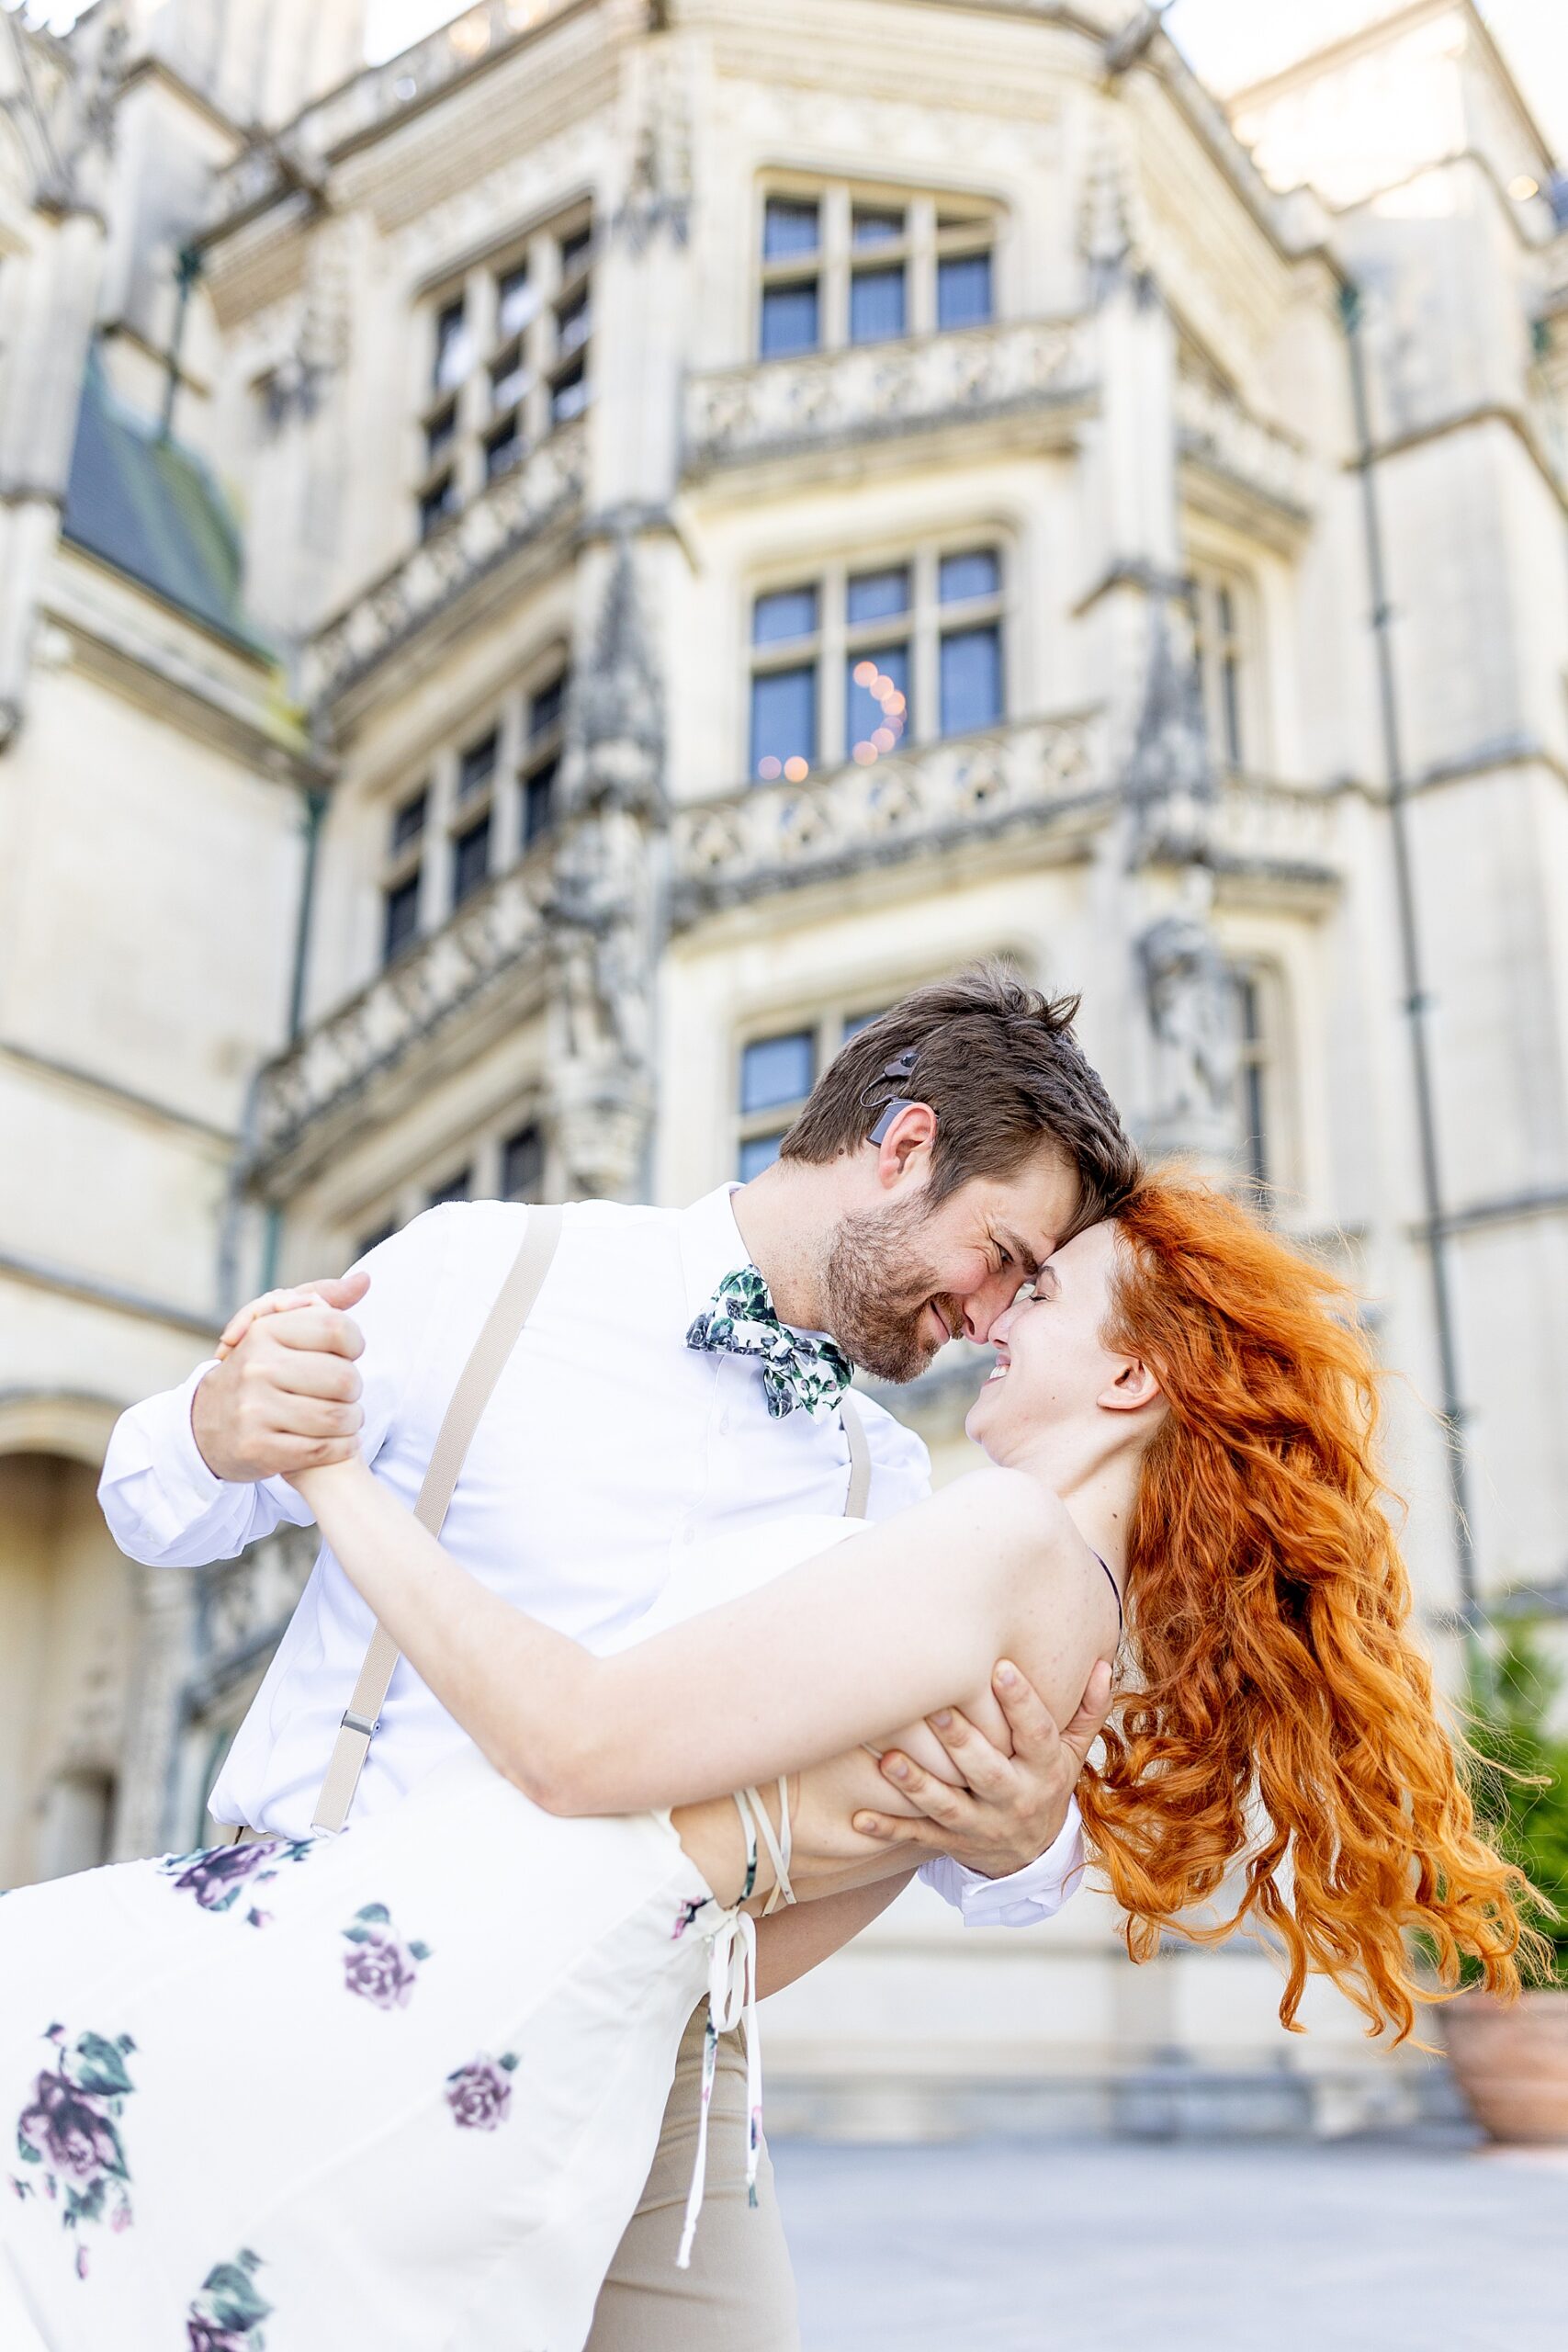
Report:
1094,1550,1124,1634
739,1780,796,1916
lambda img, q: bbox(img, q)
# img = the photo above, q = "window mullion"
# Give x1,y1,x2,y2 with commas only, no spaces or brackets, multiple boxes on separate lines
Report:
423,756,456,926
908,195,937,336
912,551,938,747
823,183,852,350
821,571,848,764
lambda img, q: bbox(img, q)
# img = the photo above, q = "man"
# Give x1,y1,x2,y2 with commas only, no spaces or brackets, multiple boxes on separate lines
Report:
100,963,1139,2350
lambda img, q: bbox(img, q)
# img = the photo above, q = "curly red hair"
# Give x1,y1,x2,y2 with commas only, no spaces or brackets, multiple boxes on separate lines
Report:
1077,1179,1532,2041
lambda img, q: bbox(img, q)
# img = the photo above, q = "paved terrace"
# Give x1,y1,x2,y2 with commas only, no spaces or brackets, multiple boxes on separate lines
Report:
777,2132,1568,2352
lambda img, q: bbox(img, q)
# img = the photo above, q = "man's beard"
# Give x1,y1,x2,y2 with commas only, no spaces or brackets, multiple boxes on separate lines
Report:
821,1195,963,1384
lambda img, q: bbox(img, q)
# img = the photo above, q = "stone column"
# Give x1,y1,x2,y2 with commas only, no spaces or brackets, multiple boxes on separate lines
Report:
113,1562,199,1860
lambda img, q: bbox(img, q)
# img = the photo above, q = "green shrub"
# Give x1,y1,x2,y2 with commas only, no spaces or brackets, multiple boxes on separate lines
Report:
1462,1628,1568,1986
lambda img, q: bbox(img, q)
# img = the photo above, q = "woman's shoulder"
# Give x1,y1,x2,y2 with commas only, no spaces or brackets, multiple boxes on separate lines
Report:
930,1465,1075,1558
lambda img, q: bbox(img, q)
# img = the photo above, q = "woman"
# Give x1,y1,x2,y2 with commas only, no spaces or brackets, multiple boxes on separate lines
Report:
0,1183,1530,2351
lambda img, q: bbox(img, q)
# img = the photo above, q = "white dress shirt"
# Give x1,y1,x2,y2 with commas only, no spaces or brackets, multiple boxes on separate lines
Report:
99,1184,1085,1924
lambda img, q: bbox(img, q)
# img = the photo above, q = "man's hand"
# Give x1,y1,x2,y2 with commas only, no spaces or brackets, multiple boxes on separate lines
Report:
850,1657,1114,1880
191,1272,370,1484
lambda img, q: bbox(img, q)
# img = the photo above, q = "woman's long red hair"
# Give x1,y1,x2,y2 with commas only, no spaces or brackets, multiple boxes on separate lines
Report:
1077,1179,1532,2041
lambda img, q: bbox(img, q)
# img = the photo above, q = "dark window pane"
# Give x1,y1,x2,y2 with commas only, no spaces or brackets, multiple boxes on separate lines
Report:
557,289,591,356
502,1122,545,1202
750,666,817,777
424,401,457,469
850,265,906,344
560,223,592,277
458,731,498,797
524,757,558,845
383,875,420,963
427,1167,472,1206
741,1030,815,1113
939,548,1000,604
846,642,910,759
760,280,818,357
355,1222,398,1261
1220,652,1243,765
433,299,470,391
485,419,524,480
846,567,909,625
852,207,905,247
529,673,567,738
842,1008,889,1039
752,585,818,645
496,263,535,337
739,1131,786,1182
491,342,529,411
451,812,491,904
940,624,1002,735
390,789,427,853
550,358,588,422
763,197,819,259
418,472,457,539
937,249,993,329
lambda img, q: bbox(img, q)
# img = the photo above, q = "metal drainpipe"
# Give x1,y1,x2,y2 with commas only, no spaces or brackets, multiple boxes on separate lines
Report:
1338,279,1480,1647
159,245,202,443
258,786,328,1291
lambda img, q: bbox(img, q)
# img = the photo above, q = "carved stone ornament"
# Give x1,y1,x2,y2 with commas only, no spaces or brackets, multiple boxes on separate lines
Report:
1124,593,1213,859
567,530,667,813
614,40,692,254
11,0,128,213
1136,910,1241,1144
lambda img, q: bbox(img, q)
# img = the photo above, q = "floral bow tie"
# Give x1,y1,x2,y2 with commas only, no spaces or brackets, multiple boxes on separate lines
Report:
686,1267,852,1422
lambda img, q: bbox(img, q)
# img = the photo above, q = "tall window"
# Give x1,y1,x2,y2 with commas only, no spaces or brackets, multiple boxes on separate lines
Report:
1234,967,1284,1194
758,182,997,358
501,1121,545,1201
377,656,569,967
382,786,428,963
748,546,1004,781
417,206,592,539
1193,569,1255,770
736,1003,892,1179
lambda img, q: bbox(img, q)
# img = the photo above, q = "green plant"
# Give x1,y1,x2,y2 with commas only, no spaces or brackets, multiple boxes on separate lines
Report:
1461,1628,1568,1986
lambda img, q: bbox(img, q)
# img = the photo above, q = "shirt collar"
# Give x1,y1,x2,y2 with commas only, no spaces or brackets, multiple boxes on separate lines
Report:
677,1183,755,1321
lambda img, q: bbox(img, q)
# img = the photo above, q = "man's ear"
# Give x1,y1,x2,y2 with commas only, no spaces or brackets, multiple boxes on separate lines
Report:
1099,1357,1161,1414
874,1100,937,1189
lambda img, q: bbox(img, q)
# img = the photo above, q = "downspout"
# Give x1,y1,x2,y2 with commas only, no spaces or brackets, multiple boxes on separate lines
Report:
1338,279,1480,1648
159,244,202,443
258,785,327,1290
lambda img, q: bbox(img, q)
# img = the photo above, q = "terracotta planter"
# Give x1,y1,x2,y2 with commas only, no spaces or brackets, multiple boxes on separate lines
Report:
1439,1988,1568,2143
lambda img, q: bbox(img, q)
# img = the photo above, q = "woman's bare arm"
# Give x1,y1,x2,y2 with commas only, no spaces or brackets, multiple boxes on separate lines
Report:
293,1457,1097,1816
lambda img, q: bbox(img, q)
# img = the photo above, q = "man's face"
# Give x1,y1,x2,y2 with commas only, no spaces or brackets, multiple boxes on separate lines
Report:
821,1148,1083,1382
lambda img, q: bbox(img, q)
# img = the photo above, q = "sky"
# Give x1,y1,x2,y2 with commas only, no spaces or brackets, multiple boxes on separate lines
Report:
365,0,1568,157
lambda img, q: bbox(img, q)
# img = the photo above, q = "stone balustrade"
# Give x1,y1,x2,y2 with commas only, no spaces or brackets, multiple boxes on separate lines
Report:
1213,775,1337,873
302,420,587,707
1175,371,1314,521
683,316,1094,474
670,711,1106,920
250,852,556,1174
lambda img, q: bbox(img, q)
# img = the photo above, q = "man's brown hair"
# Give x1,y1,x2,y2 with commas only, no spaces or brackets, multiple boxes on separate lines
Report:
779,962,1141,1235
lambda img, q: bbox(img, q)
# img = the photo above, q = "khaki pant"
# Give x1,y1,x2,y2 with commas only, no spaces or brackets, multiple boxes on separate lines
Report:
586,2007,801,2352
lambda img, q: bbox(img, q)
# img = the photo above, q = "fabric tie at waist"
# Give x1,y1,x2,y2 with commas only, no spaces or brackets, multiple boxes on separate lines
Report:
676,1907,761,2270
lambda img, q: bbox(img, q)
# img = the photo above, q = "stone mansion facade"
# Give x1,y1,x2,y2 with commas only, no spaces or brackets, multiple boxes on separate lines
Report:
2,0,1564,2128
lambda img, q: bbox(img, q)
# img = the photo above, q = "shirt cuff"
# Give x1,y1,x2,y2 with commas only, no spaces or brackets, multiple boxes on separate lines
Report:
918,1797,1087,1928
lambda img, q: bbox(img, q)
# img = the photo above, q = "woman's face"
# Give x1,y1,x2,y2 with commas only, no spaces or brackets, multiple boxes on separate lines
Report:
964,1218,1134,1458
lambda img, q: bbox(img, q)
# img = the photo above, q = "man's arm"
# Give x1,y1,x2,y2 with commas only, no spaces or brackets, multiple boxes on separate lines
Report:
754,1874,916,1999
97,1213,455,1567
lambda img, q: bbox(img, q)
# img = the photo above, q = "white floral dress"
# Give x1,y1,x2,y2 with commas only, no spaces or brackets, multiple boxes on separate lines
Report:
0,1516,863,2352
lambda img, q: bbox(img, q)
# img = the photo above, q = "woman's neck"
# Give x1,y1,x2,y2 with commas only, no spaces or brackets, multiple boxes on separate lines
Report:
1003,1428,1140,1583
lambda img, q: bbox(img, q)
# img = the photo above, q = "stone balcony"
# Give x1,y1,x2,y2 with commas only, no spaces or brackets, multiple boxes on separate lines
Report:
248,849,557,1184
302,418,587,710
670,711,1107,922
1175,372,1314,540
682,317,1095,479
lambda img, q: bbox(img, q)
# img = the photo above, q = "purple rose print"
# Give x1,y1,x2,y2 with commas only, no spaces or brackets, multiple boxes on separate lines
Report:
671,1895,706,1941
10,2025,136,2267
158,1837,314,1923
445,2052,518,2132
185,2246,272,2348
340,1904,431,2010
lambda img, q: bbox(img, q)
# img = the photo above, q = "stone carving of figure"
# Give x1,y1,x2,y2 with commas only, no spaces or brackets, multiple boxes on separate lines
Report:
1137,910,1240,1140
39,0,128,211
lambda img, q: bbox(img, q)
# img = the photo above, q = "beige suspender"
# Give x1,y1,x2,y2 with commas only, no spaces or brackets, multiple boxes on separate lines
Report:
308,1208,873,1835
310,1204,565,1834
840,1390,870,1520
